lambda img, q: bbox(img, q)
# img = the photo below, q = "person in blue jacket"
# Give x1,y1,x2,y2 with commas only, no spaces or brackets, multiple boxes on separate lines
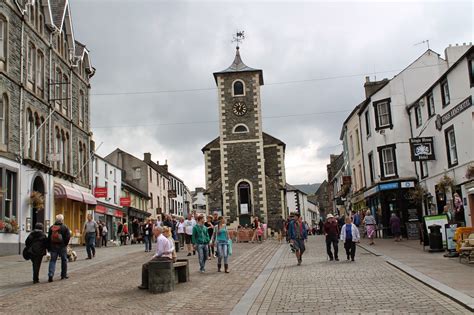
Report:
288,212,308,266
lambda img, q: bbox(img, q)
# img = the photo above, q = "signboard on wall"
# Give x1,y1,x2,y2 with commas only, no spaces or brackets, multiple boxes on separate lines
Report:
168,190,177,198
240,204,249,215
120,197,131,207
94,187,108,198
409,137,435,161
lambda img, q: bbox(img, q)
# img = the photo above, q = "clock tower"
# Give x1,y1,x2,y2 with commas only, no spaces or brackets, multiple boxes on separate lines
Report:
203,43,287,229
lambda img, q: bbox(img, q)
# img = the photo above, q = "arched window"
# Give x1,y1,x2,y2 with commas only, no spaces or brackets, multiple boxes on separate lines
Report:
233,80,244,96
233,124,249,133
0,93,8,146
34,113,40,161
55,127,61,170
26,109,34,158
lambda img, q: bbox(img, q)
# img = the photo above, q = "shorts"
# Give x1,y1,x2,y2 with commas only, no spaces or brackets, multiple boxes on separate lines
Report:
185,234,192,244
293,239,305,254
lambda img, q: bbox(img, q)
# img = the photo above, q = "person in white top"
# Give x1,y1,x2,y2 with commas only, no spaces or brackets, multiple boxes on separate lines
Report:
340,216,361,262
177,218,186,250
184,214,196,256
138,226,172,290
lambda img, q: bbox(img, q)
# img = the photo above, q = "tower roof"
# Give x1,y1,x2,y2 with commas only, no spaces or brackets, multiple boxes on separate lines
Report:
213,47,264,85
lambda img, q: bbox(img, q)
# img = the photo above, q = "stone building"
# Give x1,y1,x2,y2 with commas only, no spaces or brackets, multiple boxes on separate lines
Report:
0,0,95,254
202,47,287,229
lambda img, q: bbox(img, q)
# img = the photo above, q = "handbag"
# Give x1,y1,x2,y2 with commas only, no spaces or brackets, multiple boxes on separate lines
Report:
228,239,233,256
22,247,32,260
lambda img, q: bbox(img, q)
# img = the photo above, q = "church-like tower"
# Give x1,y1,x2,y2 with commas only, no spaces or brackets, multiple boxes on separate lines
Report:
203,47,287,228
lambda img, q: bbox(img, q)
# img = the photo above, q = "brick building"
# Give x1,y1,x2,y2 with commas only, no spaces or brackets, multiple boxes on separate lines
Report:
0,0,95,254
202,47,287,229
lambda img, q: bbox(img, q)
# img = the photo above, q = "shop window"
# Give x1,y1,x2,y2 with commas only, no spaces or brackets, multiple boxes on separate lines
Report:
377,144,398,179
373,98,393,130
444,125,458,168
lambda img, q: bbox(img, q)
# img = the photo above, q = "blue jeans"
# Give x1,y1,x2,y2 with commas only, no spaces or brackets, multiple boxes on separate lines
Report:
197,244,209,271
217,241,228,265
144,235,152,251
48,247,68,278
85,232,96,258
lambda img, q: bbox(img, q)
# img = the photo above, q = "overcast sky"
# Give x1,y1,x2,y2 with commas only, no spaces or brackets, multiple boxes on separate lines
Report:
69,0,472,190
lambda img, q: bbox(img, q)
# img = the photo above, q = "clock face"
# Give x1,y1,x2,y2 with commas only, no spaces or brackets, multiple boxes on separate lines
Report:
233,102,247,116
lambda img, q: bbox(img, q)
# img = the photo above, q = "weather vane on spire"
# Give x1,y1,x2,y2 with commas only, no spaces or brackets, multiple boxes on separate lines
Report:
232,30,245,49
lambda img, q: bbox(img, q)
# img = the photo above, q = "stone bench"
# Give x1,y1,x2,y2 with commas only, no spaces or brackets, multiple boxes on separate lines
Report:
148,259,189,294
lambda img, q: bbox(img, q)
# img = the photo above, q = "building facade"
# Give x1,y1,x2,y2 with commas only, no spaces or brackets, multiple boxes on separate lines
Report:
168,172,185,217
191,187,206,214
407,44,473,227
202,47,287,229
0,0,95,254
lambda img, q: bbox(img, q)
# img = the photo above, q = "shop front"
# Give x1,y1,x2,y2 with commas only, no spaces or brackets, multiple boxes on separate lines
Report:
94,203,126,241
54,183,97,245
364,180,421,237
351,191,366,213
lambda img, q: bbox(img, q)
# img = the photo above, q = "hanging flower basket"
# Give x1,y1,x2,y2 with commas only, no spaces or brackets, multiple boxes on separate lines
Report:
29,191,45,210
436,175,455,194
408,185,427,204
467,165,474,179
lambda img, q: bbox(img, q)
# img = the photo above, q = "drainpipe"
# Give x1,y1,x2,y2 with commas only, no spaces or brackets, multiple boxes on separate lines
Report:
406,107,422,215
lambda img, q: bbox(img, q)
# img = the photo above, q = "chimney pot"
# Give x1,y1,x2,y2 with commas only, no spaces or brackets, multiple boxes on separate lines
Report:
157,160,159,165
165,159,168,165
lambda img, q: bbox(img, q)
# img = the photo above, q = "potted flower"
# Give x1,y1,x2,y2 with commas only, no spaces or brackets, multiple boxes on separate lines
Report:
3,217,19,234
29,191,45,210
0,220,5,232
436,175,455,194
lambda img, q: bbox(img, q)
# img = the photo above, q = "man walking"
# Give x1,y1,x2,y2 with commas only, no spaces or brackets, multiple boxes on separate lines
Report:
323,214,340,261
83,214,99,259
48,214,71,282
288,213,308,265
192,215,210,273
138,226,172,290
184,213,196,256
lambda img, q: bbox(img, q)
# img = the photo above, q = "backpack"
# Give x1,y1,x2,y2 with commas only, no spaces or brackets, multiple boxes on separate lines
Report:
50,225,63,244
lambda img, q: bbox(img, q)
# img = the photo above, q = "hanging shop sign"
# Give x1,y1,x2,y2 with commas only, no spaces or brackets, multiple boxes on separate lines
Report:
342,176,352,185
94,187,108,198
409,137,435,161
168,190,177,198
120,197,131,207
435,96,472,130
401,181,415,188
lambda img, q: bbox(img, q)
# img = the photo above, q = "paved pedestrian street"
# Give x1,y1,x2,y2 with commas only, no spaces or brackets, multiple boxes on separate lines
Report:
0,237,470,314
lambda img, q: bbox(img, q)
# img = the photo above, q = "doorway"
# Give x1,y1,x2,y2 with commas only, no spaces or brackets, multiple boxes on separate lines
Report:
32,176,45,228
238,182,252,227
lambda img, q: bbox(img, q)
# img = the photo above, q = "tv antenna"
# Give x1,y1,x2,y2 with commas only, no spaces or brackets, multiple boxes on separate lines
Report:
414,40,430,50
232,30,245,49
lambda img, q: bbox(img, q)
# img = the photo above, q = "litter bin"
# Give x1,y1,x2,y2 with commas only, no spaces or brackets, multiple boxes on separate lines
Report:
428,224,444,252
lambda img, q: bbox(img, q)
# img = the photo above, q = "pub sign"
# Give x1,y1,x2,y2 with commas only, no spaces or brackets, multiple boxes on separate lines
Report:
409,137,435,161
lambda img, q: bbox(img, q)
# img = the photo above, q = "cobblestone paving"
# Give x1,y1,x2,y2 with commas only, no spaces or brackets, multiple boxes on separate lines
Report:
0,241,280,314
247,237,469,315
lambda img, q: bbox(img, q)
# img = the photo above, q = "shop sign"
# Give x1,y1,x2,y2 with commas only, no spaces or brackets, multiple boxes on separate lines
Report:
440,96,472,126
114,210,123,218
409,137,435,161
364,186,379,198
401,181,415,188
342,176,351,185
120,197,131,207
107,208,114,216
379,182,399,191
94,187,108,198
95,205,107,214
168,190,177,198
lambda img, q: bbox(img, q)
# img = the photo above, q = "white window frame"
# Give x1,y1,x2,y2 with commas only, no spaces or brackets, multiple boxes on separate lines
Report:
427,93,435,117
232,123,249,134
376,101,390,128
415,105,422,127
232,79,245,97
381,147,396,177
365,110,371,138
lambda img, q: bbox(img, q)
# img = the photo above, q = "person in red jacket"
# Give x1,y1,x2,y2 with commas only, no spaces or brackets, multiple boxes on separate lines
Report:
121,222,129,245
323,214,340,261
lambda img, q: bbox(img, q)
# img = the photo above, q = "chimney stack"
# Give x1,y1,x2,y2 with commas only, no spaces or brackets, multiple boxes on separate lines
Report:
144,152,151,162
364,78,389,98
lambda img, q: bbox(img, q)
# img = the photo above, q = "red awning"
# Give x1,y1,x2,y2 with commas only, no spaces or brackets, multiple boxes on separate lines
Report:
81,191,97,205
54,183,83,202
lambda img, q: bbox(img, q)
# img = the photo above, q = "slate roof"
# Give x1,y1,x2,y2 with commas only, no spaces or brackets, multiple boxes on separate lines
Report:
202,132,285,152
74,40,86,58
50,0,67,29
213,47,264,85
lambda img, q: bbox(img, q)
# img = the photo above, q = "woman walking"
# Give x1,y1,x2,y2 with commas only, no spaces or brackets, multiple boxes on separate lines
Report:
389,213,402,242
364,210,377,245
177,217,185,250
211,216,230,273
204,216,215,260
340,217,360,261
25,223,48,283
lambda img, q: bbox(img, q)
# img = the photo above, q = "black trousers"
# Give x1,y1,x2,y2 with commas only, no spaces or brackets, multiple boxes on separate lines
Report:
344,241,356,260
31,256,43,282
326,237,338,259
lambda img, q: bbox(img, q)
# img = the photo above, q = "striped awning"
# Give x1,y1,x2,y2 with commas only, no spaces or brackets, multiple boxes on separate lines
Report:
54,183,83,202
81,191,97,205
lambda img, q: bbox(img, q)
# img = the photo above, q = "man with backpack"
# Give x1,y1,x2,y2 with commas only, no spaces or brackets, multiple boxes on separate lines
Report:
48,214,71,282
288,213,308,266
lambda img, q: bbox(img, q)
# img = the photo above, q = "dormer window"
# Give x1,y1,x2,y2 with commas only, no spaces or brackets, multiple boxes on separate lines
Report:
233,124,249,133
233,80,245,96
